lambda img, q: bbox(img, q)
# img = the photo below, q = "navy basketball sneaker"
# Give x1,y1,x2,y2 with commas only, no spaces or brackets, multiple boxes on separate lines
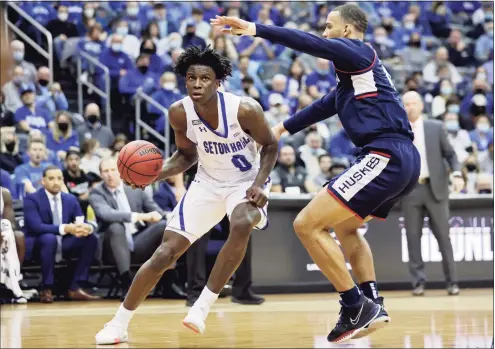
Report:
352,296,391,339
327,294,381,343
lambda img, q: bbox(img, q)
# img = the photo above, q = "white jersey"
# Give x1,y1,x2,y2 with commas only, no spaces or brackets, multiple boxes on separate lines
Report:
182,91,260,187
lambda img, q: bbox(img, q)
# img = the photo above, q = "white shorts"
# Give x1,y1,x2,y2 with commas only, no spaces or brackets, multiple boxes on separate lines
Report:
166,177,271,243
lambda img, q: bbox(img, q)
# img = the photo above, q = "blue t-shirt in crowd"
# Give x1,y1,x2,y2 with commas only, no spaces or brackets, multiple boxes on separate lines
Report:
14,105,53,132
45,132,80,152
13,162,50,199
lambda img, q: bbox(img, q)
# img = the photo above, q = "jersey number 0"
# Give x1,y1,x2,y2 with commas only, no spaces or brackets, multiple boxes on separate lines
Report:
231,155,252,172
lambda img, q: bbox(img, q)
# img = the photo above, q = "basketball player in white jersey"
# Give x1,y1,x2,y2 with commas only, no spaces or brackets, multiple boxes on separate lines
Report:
95,46,279,344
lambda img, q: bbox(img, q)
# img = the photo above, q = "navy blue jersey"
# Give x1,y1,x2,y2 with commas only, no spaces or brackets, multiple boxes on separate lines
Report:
255,24,414,147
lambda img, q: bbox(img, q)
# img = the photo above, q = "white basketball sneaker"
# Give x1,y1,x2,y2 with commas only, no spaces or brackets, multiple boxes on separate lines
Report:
183,305,208,334
95,320,129,345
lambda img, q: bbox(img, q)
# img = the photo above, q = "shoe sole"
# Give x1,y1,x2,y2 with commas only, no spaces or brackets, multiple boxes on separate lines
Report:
351,315,391,339
183,321,200,334
329,305,381,343
95,334,128,345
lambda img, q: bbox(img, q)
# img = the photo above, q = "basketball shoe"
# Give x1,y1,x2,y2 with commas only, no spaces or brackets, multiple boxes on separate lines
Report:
95,320,128,345
327,294,381,343
352,296,390,339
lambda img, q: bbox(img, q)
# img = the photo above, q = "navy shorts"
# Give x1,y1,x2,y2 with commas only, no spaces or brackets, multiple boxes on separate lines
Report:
327,138,420,220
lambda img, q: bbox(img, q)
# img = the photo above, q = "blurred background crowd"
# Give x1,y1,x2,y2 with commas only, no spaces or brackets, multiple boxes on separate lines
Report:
0,1,493,303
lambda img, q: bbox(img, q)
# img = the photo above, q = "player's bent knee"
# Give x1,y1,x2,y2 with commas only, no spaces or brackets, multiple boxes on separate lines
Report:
293,213,314,239
149,242,179,274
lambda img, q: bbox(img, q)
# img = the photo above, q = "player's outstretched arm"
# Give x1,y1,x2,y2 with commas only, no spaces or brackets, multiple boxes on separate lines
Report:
238,97,279,207
211,16,355,66
155,101,198,182
281,89,337,136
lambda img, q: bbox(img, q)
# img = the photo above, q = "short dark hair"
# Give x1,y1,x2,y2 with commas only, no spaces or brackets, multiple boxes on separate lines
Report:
332,4,368,33
192,7,203,16
318,154,331,163
43,165,62,177
174,45,233,82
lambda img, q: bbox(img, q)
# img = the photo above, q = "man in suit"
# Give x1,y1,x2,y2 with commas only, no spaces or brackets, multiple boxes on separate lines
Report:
402,91,462,296
23,165,100,303
89,157,166,295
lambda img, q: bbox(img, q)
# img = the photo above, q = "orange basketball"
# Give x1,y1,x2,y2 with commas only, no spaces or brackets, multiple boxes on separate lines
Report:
117,140,163,187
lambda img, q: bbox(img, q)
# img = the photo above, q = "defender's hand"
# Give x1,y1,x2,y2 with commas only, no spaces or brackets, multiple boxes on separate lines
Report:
123,179,146,190
210,16,256,36
246,185,267,208
271,122,288,142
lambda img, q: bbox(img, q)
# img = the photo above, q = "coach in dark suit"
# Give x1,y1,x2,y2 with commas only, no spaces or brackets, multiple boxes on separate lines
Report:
402,91,462,296
23,165,99,303
89,157,166,293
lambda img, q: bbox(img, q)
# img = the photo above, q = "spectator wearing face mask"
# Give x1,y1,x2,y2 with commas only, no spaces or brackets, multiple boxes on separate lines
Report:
14,84,53,134
400,33,431,74
372,26,396,60
118,54,160,97
432,79,457,118
77,2,97,36
180,7,211,41
305,58,337,100
182,21,207,50
462,153,481,194
0,129,23,174
121,2,145,37
265,74,290,110
443,112,473,163
475,20,494,63
469,115,493,152
46,5,79,61
427,2,452,38
109,19,140,59
148,72,183,133
2,66,26,113
35,67,69,116
460,79,494,122
139,39,165,75
45,111,79,155
77,103,115,148
264,94,290,128
10,41,37,85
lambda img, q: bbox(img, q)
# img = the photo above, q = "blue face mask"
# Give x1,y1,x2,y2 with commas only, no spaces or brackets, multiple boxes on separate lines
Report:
13,51,24,62
477,123,490,133
445,120,459,132
111,43,122,52
116,27,128,36
447,104,460,114
441,86,452,95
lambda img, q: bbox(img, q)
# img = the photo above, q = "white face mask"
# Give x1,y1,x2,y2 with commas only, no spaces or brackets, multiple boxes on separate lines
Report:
84,8,94,18
58,12,68,22
162,82,175,90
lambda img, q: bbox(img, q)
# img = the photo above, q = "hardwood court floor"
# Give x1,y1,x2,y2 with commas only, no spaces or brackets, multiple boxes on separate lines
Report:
1,289,493,348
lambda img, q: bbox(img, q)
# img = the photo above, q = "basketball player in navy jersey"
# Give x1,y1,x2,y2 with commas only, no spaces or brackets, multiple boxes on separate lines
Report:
95,46,279,344
213,3,421,343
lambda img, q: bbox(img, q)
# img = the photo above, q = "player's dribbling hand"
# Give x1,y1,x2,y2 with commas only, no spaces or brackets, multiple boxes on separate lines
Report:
246,185,267,208
210,16,256,36
123,179,146,190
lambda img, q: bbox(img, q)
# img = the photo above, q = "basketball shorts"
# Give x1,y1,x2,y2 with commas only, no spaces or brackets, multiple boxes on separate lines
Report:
327,138,421,220
166,177,271,243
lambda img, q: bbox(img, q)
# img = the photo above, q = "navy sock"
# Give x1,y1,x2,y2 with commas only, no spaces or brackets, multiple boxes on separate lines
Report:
339,286,361,306
359,281,379,300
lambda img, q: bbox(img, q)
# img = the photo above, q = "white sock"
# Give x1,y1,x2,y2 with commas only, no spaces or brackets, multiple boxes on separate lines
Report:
113,304,135,328
195,287,219,310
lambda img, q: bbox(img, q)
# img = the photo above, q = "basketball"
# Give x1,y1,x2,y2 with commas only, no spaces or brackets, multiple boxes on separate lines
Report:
117,140,163,187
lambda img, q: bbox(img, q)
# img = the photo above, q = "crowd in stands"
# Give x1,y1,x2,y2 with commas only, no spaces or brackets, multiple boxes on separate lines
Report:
0,1,493,302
